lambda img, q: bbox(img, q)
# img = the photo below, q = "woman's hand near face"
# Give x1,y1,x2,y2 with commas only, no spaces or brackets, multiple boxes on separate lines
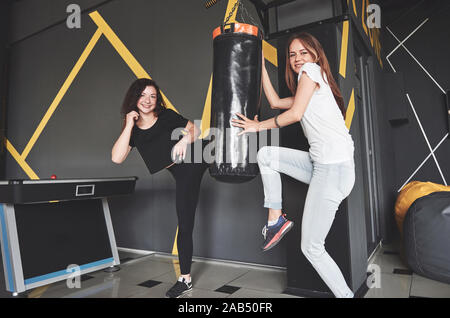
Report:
112,112,137,164
126,111,139,128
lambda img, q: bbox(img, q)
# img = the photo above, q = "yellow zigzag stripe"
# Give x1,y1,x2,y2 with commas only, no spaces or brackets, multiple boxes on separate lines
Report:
5,139,39,179
339,20,349,78
89,11,178,113
199,75,213,139
345,89,355,130
21,29,103,160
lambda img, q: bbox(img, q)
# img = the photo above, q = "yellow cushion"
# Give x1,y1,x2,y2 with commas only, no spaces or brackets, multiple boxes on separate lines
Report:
395,181,450,235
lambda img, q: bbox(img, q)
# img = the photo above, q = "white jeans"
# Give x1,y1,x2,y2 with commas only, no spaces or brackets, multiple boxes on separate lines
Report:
257,146,355,298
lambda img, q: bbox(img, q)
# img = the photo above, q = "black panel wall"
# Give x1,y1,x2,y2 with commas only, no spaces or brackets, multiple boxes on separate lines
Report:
4,0,286,267
382,0,450,193
0,0,12,298
0,0,11,180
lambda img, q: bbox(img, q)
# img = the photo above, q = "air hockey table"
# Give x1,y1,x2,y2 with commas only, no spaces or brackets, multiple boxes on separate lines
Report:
0,177,137,296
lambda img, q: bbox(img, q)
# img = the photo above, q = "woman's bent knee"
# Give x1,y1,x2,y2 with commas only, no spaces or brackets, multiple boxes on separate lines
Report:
257,146,276,166
301,240,325,261
257,146,269,165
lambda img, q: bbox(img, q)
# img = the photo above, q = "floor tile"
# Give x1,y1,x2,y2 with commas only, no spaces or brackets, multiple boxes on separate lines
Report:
364,273,412,298
40,276,127,298
392,268,413,275
215,285,241,295
370,253,409,274
80,283,150,298
178,288,230,299
383,251,400,255
227,288,301,298
138,280,163,288
153,261,250,291
227,268,287,294
125,282,174,298
410,273,450,298
95,259,176,284
189,262,250,290
21,244,449,299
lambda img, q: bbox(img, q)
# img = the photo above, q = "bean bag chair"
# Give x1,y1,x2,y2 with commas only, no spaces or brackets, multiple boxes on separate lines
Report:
395,181,450,235
403,191,450,284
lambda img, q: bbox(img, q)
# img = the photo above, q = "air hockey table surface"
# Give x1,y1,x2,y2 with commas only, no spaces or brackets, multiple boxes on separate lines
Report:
0,177,137,204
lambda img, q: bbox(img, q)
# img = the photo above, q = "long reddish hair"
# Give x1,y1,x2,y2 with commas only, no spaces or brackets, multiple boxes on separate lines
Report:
285,32,346,119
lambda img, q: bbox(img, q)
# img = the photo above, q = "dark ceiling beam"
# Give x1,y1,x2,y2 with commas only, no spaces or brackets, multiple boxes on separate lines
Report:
247,0,299,37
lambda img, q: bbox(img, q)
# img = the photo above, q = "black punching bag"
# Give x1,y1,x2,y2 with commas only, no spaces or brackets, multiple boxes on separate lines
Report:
209,23,262,183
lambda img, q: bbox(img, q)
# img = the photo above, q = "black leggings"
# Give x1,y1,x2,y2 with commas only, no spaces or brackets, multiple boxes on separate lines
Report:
167,161,208,275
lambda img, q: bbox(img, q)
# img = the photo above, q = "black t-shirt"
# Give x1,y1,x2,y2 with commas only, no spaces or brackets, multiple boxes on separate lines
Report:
129,108,189,174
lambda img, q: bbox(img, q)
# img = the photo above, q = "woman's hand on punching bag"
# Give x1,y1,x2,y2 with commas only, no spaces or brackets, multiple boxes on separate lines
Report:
172,138,188,162
232,113,260,136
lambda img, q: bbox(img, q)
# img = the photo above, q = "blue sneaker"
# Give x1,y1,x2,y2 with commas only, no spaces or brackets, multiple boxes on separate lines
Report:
261,214,294,252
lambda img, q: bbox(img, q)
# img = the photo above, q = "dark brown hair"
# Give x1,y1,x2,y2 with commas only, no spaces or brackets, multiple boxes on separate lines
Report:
121,78,166,128
285,32,346,119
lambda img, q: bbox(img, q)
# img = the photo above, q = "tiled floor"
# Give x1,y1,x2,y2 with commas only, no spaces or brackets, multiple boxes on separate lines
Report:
366,242,450,298
9,243,450,298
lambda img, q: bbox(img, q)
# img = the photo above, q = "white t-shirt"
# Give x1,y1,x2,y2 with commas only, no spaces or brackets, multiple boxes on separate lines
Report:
297,62,354,164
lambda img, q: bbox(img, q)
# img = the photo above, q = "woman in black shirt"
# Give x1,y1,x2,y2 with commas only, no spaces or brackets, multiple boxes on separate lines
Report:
112,78,208,298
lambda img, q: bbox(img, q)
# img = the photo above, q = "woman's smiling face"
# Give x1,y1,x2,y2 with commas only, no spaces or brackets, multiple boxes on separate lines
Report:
137,85,157,114
288,38,317,73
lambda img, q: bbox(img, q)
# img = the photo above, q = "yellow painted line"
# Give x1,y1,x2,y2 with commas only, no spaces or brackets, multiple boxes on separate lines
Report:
21,29,103,160
361,0,368,35
172,259,181,278
88,11,178,112
27,285,50,298
352,0,357,16
5,139,39,179
339,20,349,78
200,75,213,139
171,224,180,276
345,89,356,129
263,41,278,67
172,227,178,255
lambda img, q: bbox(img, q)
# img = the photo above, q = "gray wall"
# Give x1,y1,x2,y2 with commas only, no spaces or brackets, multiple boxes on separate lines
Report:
10,0,108,43
5,0,285,266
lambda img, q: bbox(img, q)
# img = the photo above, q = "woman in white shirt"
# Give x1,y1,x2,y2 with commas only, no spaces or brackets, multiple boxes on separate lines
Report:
232,32,355,298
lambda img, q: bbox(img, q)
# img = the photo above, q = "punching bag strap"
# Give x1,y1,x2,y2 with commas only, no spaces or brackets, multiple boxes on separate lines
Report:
213,23,262,40
223,0,240,25
220,23,235,35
